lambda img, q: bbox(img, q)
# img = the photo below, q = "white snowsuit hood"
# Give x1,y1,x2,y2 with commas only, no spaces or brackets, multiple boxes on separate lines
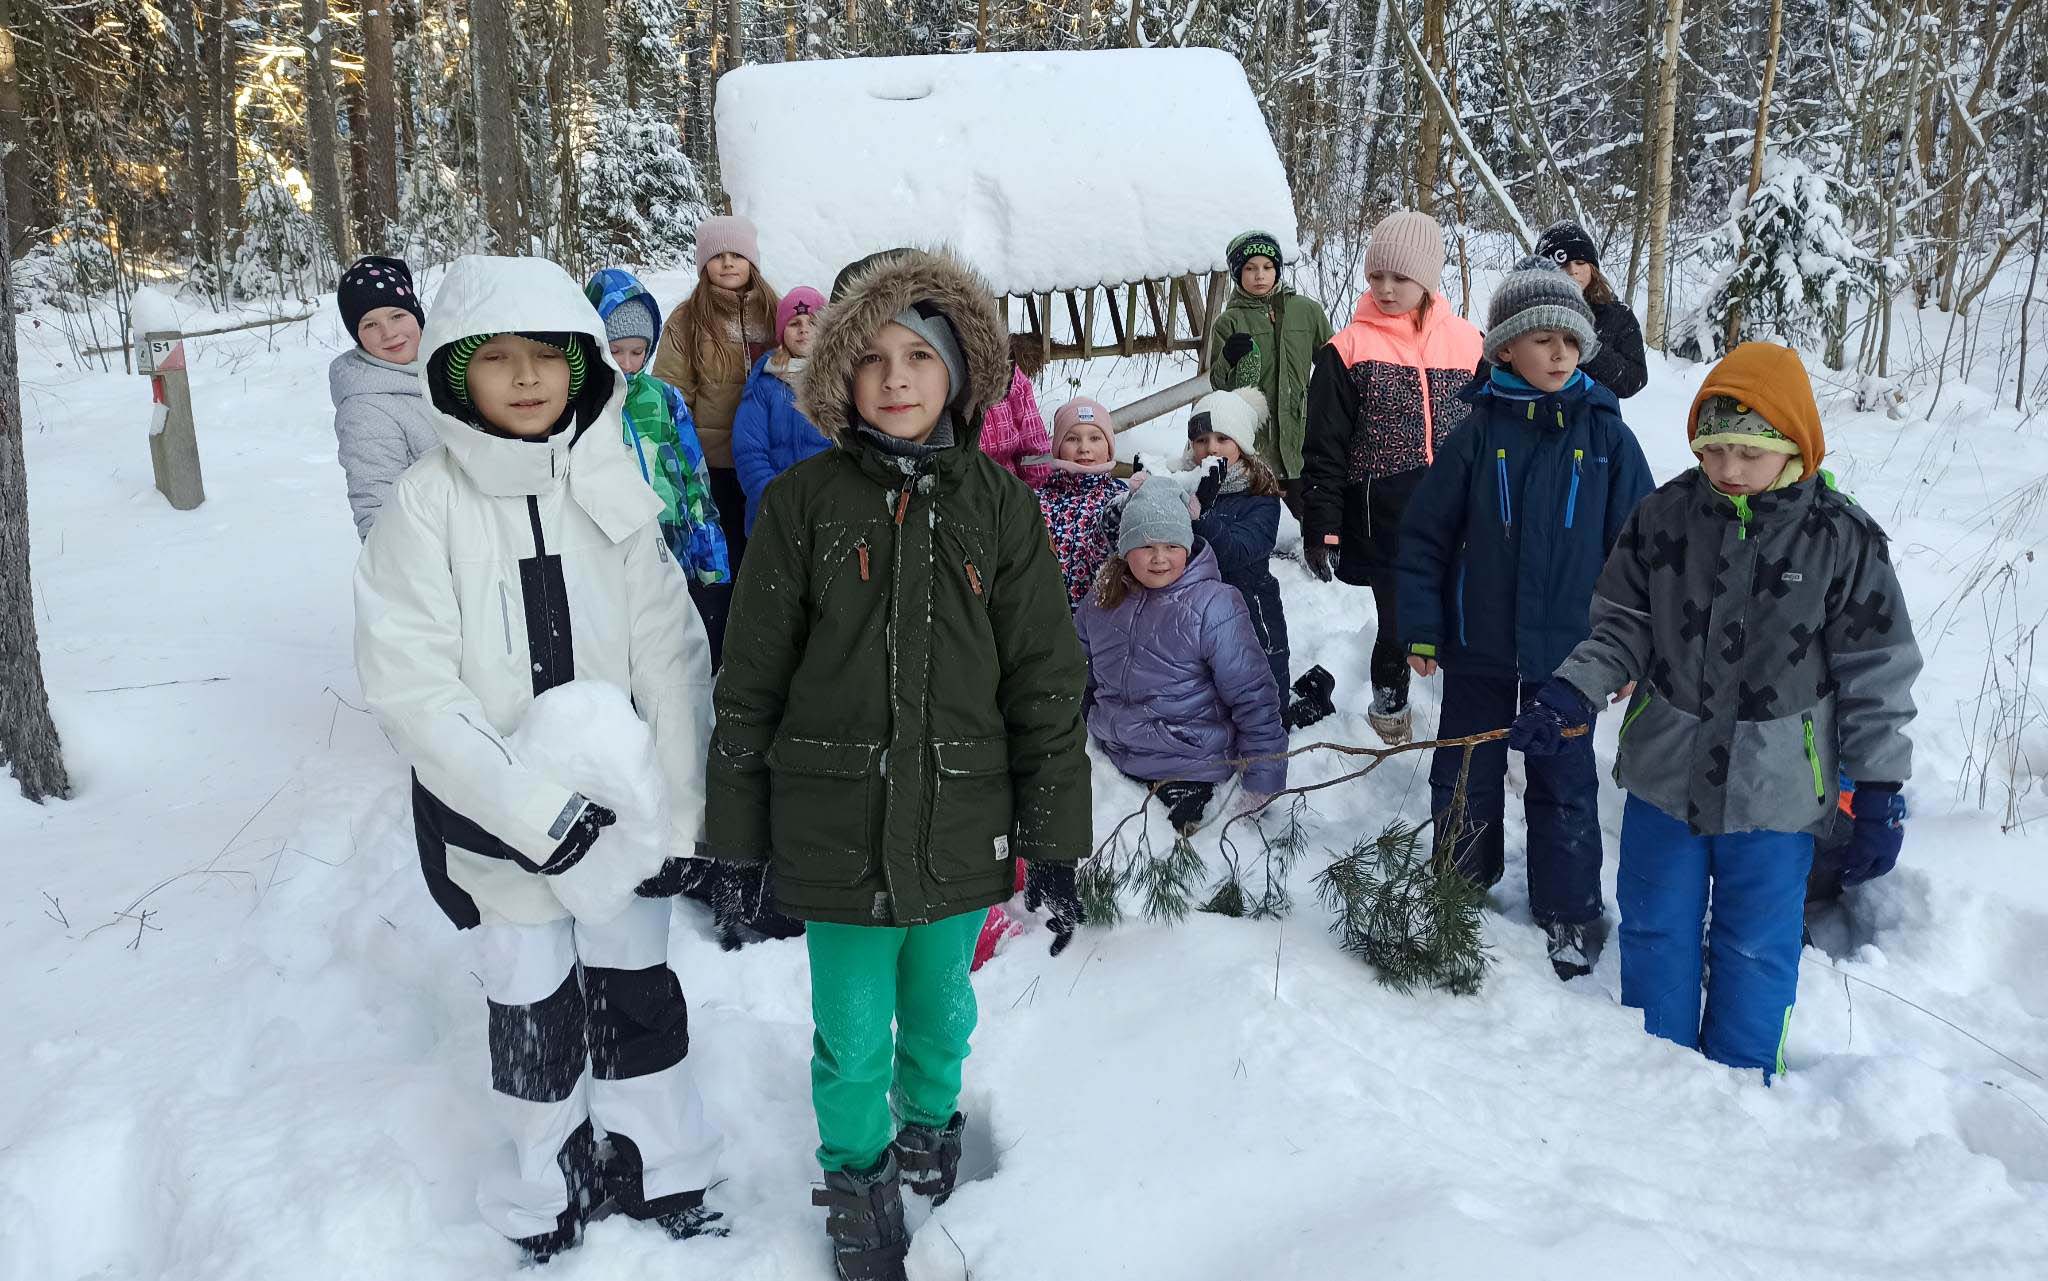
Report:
355,253,711,929
417,254,659,545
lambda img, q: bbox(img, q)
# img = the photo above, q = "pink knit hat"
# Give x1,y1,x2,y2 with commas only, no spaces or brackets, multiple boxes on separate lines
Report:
1364,211,1447,288
695,215,760,273
1052,397,1115,451
776,286,825,344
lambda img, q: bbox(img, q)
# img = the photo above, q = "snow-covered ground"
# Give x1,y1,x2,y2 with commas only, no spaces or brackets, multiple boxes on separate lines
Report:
5,270,2048,1280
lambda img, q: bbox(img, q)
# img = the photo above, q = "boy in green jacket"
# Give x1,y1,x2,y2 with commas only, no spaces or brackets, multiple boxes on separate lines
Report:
706,247,1091,1281
1207,229,1335,516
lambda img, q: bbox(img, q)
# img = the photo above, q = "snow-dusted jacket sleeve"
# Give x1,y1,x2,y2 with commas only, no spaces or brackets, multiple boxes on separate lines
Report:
354,479,588,866
1825,516,1921,785
704,491,812,863
1553,504,1656,706
1301,343,1360,538
1393,418,1481,657
1202,590,1288,795
988,485,1092,862
623,524,716,853
1194,491,1280,580
1583,302,1649,399
336,396,417,540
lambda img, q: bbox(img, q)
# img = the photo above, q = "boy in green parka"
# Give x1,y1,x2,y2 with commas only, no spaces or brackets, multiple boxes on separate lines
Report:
1207,229,1335,516
706,247,1091,1281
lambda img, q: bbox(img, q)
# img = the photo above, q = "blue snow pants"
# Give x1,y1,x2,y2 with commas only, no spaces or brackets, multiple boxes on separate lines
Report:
1617,793,1815,1076
1429,671,1603,927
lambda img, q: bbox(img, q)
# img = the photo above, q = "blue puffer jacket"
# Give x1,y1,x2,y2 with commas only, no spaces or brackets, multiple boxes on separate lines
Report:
1193,488,1288,694
733,351,830,534
1396,369,1654,680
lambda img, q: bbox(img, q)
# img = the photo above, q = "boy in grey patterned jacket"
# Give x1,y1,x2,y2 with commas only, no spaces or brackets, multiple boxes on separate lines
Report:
1509,342,1920,1077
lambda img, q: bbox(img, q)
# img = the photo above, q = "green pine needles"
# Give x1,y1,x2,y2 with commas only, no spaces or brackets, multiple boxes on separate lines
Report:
1202,795,1311,920
1311,748,1493,996
1080,811,1209,925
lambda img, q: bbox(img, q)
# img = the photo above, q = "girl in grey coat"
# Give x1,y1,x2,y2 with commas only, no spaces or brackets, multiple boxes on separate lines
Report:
330,256,440,538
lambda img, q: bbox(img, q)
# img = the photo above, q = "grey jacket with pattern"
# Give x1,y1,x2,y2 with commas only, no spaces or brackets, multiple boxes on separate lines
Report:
331,347,443,539
1555,469,1920,836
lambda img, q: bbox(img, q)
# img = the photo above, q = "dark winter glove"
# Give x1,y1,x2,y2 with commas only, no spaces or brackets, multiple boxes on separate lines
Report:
1841,785,1907,886
1221,331,1255,365
711,861,772,951
1507,679,1595,757
539,802,616,875
1024,861,1085,957
636,855,715,899
1193,458,1226,514
1303,534,1338,583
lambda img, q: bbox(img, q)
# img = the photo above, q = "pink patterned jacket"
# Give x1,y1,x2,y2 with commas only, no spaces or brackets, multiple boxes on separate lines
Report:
977,366,1054,487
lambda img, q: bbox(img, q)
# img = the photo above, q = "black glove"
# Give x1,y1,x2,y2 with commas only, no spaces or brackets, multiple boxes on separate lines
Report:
635,855,715,899
1193,459,1225,514
1221,331,1255,365
1841,785,1907,886
539,802,616,875
1303,535,1336,583
1024,861,1085,956
1507,679,1595,756
711,862,771,951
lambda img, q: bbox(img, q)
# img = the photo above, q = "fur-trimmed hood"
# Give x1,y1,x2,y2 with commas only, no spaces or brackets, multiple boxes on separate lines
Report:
799,247,1011,450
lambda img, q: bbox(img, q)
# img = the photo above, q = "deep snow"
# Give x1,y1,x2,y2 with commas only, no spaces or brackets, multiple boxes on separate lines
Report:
4,269,2047,1281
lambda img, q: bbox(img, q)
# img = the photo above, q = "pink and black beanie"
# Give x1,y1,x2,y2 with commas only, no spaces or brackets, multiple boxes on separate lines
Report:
339,256,424,339
776,286,825,345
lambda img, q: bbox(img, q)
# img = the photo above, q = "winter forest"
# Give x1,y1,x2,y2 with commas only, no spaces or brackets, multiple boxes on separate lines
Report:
6,2,2048,1279
6,0,2045,393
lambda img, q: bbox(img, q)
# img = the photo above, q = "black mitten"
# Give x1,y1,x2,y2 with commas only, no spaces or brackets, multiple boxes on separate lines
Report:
539,802,616,875
1024,861,1085,956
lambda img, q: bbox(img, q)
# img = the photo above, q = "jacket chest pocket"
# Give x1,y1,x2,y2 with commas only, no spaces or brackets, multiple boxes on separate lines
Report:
924,738,1013,884
766,737,882,887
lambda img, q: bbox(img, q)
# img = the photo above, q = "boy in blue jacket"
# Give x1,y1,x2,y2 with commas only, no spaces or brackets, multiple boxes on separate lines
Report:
1397,257,1654,980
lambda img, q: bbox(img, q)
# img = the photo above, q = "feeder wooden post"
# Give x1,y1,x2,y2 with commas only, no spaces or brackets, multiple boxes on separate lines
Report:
141,331,205,510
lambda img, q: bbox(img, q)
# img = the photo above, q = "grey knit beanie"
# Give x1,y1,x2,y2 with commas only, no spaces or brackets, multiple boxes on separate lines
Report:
603,297,658,350
1116,475,1195,556
1484,256,1601,364
1363,211,1447,288
891,301,970,411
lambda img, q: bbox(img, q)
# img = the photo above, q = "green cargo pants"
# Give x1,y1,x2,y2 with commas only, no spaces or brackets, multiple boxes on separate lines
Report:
806,910,983,1173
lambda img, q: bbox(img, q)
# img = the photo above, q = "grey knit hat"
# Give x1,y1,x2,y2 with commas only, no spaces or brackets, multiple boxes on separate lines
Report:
891,301,970,410
1116,475,1195,556
603,297,658,350
1484,256,1601,363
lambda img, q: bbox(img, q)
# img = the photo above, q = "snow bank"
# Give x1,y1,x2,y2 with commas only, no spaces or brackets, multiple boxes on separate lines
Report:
715,49,1299,296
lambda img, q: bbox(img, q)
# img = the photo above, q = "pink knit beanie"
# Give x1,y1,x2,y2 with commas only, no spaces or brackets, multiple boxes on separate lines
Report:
1052,396,1115,452
776,286,825,344
695,215,761,273
1363,211,1447,288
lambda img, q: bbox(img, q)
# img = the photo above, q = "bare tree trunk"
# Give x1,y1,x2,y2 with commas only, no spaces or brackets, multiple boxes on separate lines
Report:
1723,0,1785,351
571,0,609,80
0,173,70,804
1643,0,1687,351
1414,0,1447,214
472,0,526,251
214,0,243,258
0,0,40,254
302,0,354,266
169,0,219,283
727,0,744,69
362,0,400,243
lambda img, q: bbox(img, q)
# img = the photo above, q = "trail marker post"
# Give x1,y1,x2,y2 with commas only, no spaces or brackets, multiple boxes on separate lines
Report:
140,331,204,510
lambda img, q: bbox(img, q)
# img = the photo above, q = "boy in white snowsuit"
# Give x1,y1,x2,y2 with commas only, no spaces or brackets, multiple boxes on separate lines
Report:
354,255,723,1259
1511,341,1920,1077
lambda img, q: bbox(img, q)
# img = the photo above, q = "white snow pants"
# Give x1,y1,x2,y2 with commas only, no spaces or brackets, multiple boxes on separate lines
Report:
471,894,720,1247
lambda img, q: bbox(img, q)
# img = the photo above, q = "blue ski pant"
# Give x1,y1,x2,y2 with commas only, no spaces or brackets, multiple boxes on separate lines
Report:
1618,794,1814,1076
1429,671,1604,927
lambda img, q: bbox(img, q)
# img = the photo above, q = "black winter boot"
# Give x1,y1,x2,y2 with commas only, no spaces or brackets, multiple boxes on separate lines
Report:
651,1190,729,1241
1153,780,1216,836
1285,665,1337,729
1545,921,1596,980
893,1111,966,1204
812,1151,909,1281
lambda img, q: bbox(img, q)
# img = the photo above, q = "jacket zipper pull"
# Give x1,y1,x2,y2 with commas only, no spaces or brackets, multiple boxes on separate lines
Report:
1496,448,1512,528
965,558,983,597
856,540,871,582
894,483,913,526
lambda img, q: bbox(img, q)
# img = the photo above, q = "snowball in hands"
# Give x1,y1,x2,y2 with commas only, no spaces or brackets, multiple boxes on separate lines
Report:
508,681,672,924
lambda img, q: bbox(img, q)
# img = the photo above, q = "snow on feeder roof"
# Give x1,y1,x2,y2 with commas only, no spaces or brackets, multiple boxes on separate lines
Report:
713,48,1299,299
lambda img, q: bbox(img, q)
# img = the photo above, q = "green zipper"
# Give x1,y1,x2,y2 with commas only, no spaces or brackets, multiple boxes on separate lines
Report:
1801,714,1825,802
1730,493,1752,541
1619,690,1652,740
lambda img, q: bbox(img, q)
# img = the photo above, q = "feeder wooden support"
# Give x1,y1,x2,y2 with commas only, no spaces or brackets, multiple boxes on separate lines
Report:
999,271,1232,366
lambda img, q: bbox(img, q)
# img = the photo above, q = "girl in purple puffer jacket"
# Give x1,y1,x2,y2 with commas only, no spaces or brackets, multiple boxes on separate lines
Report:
1076,477,1288,834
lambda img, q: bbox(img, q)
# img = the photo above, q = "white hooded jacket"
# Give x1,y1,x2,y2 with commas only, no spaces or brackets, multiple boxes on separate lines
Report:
353,255,711,928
